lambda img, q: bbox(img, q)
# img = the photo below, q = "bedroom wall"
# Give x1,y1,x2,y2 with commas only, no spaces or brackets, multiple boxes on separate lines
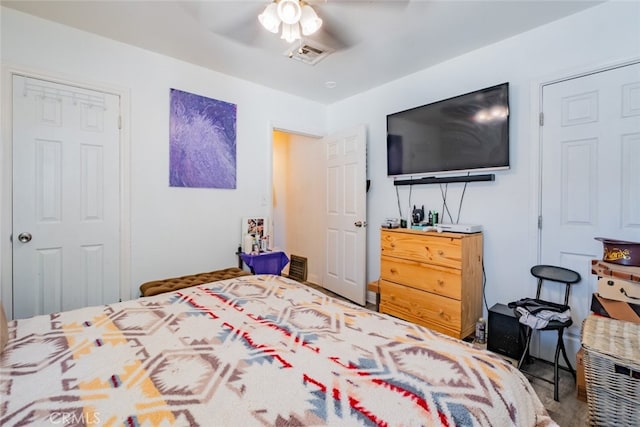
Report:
0,7,326,309
327,1,640,311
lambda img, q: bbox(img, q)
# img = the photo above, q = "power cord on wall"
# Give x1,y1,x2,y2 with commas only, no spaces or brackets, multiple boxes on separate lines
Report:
482,260,489,313
455,179,469,224
407,182,413,223
439,172,470,224
395,179,413,222
397,174,469,225
440,183,453,223
395,185,403,218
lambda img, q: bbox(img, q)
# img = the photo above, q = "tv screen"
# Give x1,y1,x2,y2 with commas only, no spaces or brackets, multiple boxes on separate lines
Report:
387,83,509,178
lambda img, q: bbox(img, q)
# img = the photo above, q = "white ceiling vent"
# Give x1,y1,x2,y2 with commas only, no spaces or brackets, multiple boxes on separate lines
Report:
283,40,333,65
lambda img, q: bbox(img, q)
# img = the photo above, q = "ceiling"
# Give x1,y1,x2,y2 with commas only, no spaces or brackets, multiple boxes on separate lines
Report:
2,0,604,104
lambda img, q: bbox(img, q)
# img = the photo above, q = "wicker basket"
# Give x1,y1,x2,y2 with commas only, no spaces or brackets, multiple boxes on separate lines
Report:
581,315,640,426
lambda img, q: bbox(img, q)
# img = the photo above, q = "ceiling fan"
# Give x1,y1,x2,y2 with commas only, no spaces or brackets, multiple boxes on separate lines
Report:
258,0,323,43
182,1,409,53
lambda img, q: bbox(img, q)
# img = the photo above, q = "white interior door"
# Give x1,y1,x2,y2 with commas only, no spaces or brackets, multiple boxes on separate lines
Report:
323,125,367,305
539,62,640,362
12,75,121,319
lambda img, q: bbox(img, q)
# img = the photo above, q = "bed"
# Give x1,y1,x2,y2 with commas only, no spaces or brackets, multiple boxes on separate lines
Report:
0,275,556,426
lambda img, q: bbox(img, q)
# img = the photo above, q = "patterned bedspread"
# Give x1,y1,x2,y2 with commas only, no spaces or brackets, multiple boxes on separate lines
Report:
1,275,557,426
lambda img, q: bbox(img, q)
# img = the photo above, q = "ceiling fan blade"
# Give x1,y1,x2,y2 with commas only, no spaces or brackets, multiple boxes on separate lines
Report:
310,19,356,50
308,0,409,50
307,0,409,9
180,1,269,48
181,0,411,51
217,13,264,47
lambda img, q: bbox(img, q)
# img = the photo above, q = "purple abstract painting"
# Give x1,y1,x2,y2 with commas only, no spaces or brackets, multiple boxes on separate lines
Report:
170,88,237,189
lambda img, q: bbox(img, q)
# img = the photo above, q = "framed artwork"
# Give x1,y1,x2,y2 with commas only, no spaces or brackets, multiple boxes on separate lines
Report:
169,88,237,189
241,217,268,239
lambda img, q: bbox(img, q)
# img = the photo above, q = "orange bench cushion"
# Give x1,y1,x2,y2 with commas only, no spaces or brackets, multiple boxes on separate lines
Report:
139,267,251,297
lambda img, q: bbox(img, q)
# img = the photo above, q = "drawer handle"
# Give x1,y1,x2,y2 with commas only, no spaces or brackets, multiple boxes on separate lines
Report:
437,250,444,256
437,279,444,286
438,309,450,321
390,268,398,274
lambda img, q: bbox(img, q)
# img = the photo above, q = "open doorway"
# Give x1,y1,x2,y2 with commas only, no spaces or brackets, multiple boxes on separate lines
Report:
272,125,368,305
272,130,325,285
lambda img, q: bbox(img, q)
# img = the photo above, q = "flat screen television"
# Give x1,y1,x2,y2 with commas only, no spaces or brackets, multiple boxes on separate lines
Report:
387,82,509,178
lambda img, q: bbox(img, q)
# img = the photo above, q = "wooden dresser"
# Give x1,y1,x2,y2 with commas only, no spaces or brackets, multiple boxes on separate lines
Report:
379,228,483,339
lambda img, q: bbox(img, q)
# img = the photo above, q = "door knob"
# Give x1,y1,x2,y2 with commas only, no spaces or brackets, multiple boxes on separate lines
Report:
354,221,367,228
18,232,32,243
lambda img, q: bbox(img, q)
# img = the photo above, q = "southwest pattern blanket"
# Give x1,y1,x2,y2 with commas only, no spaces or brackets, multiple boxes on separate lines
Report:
0,275,556,426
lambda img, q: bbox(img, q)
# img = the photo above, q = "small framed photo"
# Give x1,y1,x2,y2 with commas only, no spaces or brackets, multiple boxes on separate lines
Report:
242,217,268,239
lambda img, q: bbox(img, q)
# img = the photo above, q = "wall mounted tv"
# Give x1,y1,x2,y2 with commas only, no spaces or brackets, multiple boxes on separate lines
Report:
387,82,509,179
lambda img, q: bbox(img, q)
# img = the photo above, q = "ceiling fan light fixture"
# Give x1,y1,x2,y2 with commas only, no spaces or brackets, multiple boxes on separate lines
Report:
280,22,301,43
300,5,322,36
258,2,281,33
277,0,302,25
259,0,322,44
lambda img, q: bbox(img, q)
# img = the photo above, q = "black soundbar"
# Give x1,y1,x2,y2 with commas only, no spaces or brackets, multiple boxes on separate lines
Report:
393,174,495,186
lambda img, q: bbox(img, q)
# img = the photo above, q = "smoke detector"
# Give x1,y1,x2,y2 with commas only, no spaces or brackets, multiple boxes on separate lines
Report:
284,40,333,65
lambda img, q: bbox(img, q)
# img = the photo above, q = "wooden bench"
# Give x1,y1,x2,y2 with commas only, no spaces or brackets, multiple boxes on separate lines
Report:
139,267,251,297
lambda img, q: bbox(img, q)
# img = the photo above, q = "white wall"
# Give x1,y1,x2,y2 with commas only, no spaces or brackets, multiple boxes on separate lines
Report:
327,1,640,313
0,7,326,309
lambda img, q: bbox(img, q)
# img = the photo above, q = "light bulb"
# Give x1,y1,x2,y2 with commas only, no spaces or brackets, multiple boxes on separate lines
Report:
300,5,322,35
277,0,302,25
280,23,301,43
258,3,281,33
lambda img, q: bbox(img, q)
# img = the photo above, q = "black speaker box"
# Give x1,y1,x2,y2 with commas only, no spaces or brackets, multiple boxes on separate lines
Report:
487,303,524,360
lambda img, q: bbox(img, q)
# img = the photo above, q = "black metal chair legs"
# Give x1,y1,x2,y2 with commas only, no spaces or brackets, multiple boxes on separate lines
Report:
518,327,576,401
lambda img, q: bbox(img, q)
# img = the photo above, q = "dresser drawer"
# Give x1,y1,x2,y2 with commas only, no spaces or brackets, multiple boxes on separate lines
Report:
379,280,462,335
381,231,462,269
380,256,462,300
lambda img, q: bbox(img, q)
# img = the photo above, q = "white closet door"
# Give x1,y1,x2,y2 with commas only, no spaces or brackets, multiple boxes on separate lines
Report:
539,62,640,361
12,75,121,319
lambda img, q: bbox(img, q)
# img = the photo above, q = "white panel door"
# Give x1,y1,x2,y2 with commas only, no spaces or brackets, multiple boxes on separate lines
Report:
323,125,367,305
540,62,640,362
12,75,121,319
